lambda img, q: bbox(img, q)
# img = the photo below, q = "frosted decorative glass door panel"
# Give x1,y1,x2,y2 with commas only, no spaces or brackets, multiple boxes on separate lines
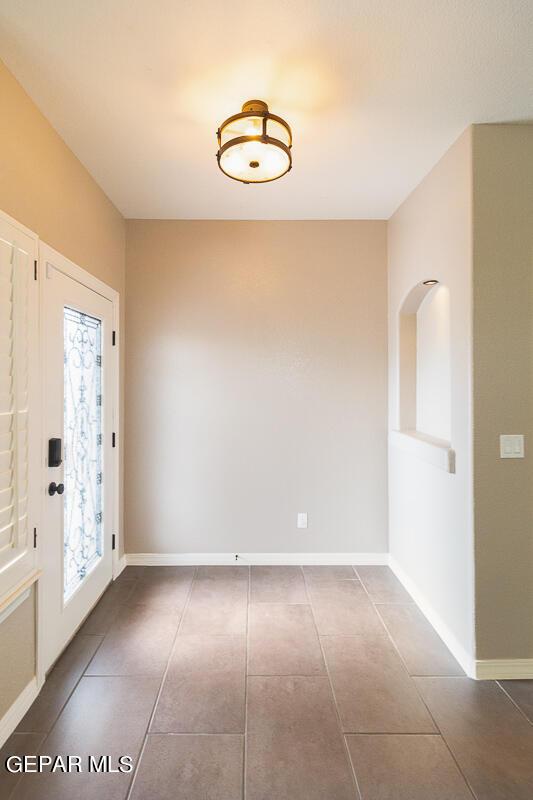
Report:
63,307,103,601
42,246,115,674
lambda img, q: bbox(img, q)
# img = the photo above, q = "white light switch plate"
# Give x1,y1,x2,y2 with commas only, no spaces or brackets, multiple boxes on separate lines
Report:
500,434,525,459
297,512,308,529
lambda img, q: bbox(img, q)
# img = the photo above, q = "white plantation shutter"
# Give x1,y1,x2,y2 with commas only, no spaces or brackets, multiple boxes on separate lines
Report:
0,215,38,600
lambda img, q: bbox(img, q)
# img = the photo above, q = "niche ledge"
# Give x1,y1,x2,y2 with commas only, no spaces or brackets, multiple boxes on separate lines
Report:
389,430,455,473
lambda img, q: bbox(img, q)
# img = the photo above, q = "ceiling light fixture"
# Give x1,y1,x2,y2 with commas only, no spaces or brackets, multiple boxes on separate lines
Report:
423,279,439,286
216,100,292,184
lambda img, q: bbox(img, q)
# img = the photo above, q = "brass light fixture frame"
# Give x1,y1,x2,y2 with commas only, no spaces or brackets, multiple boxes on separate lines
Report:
216,100,292,184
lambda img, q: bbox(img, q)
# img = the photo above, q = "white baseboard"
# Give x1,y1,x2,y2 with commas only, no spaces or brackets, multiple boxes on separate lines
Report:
475,659,533,680
126,552,389,567
389,555,476,679
0,677,39,748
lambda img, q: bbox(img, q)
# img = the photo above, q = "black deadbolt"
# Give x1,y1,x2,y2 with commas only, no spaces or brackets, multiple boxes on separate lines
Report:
48,438,62,467
48,482,65,496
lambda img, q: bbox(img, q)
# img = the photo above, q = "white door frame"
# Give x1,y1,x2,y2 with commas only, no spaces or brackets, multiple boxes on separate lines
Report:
36,243,120,685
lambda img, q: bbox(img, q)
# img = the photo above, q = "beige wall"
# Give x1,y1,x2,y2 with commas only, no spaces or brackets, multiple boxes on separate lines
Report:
0,60,125,288
0,591,35,718
472,124,533,660
0,59,125,714
388,130,475,669
125,220,388,555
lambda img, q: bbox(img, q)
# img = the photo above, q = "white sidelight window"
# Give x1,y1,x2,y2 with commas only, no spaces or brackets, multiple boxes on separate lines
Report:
0,214,39,603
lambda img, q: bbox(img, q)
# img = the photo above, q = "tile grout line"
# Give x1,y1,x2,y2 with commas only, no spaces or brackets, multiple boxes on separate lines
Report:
243,564,251,800
15,634,106,737
303,566,363,800
121,731,247,736
80,577,140,672
353,566,425,682
401,694,479,800
246,672,345,677
355,566,450,686
354,569,465,678
244,600,313,605
339,731,443,736
372,600,421,605
496,681,533,727
124,566,198,800
355,567,479,800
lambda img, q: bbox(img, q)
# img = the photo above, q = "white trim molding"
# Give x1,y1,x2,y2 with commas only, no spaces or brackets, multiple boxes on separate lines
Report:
389,430,455,473
389,555,476,678
0,569,40,620
476,659,533,680
0,588,31,627
0,678,39,748
126,552,389,567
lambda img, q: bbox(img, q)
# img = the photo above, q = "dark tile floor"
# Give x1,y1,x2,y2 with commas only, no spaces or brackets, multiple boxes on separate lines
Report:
1,565,533,799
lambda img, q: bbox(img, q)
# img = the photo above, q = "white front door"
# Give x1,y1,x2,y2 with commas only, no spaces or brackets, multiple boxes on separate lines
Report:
41,249,115,673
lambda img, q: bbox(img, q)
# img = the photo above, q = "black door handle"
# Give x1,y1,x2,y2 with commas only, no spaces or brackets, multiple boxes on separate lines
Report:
48,482,65,496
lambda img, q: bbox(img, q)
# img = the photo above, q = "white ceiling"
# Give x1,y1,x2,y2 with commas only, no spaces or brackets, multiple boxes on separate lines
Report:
1,1,533,219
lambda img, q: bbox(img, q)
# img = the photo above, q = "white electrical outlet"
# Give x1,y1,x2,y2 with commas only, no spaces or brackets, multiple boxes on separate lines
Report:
297,512,308,529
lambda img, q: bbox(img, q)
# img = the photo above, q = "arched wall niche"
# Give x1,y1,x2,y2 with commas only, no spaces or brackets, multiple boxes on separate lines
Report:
398,281,452,444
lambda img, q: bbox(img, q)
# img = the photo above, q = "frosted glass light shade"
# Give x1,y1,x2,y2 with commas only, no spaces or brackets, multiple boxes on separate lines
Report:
216,100,292,184
219,140,290,183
